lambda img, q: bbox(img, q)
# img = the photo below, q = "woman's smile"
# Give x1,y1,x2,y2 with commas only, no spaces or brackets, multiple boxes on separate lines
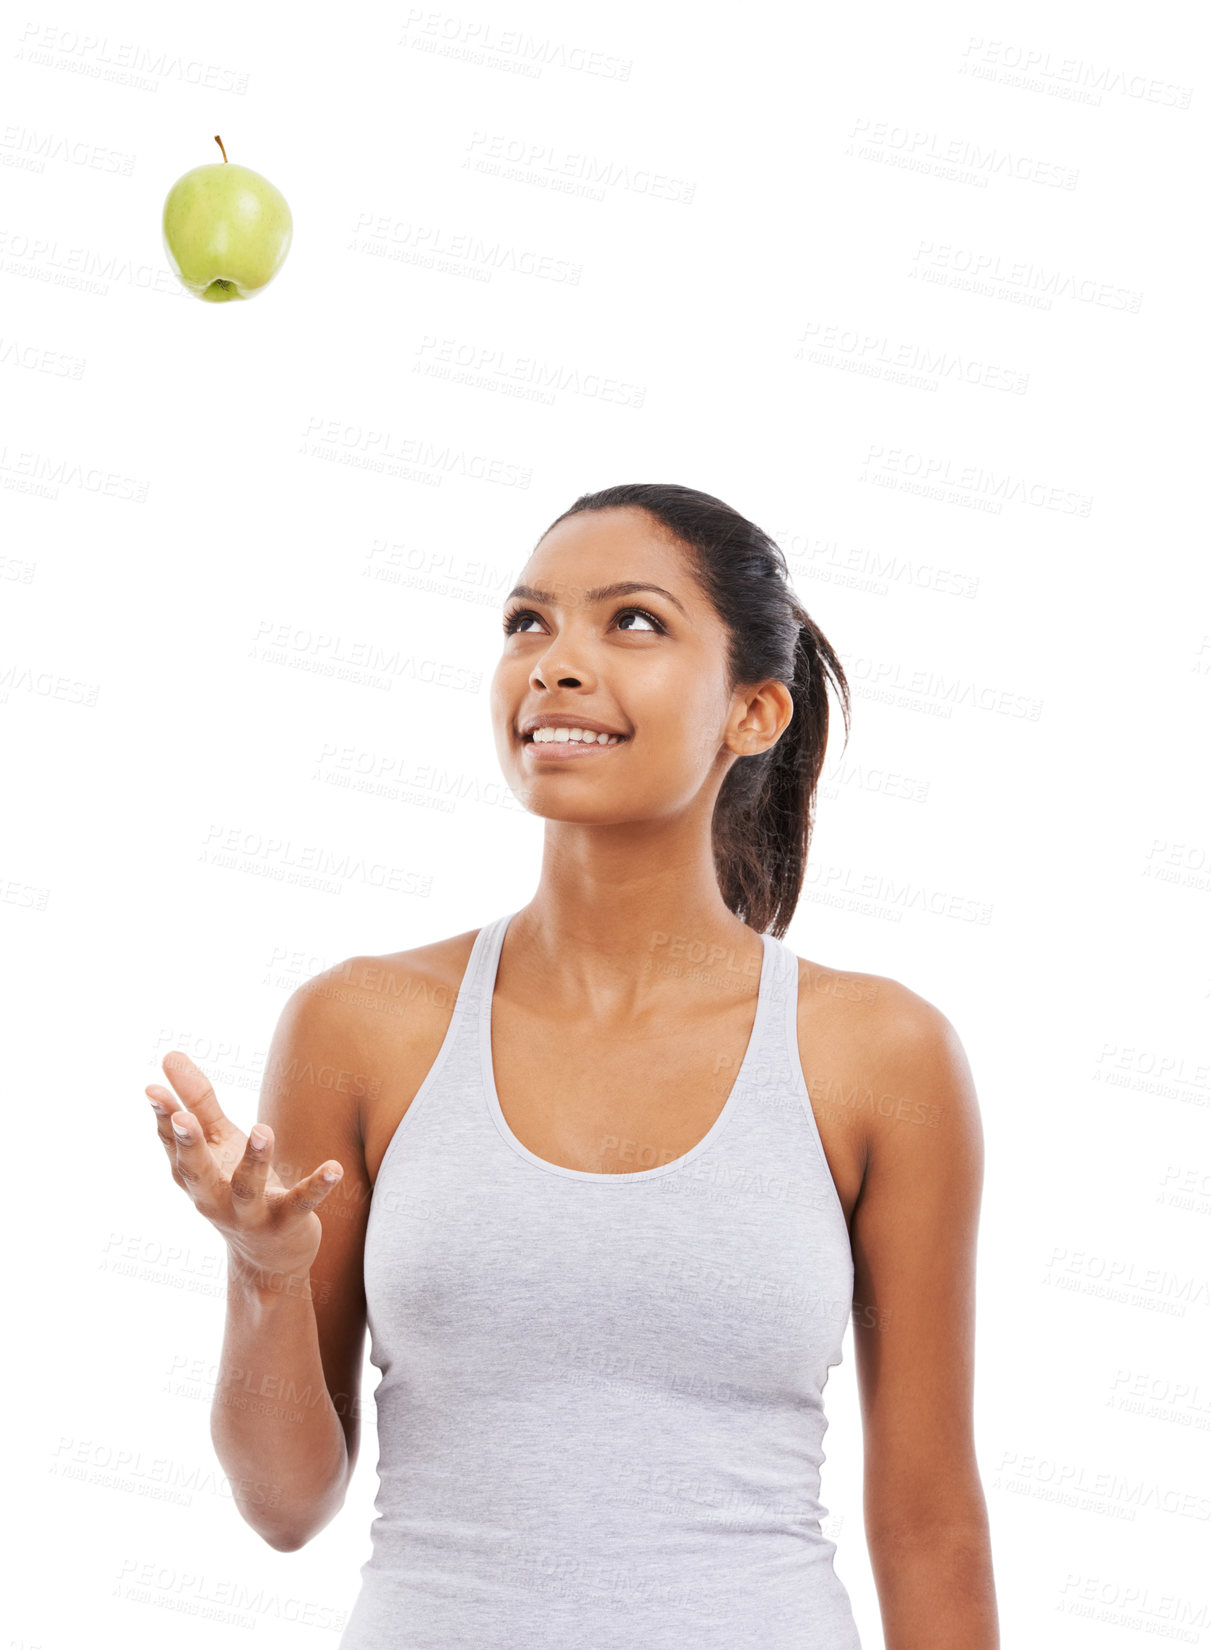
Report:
520,732,632,761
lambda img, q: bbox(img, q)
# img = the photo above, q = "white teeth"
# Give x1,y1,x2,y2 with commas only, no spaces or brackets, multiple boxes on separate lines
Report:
528,726,623,746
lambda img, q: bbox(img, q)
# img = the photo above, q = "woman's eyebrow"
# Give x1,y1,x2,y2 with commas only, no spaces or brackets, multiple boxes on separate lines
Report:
504,580,688,617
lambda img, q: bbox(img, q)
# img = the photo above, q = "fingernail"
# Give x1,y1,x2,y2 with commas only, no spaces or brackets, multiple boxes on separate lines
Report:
250,1126,268,1148
171,1116,191,1140
148,1098,167,1115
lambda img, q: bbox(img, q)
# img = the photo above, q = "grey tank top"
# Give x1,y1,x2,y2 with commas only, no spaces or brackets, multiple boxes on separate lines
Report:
339,911,862,1650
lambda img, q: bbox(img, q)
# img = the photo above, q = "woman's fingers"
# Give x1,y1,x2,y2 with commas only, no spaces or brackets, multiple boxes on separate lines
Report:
165,1107,227,1208
158,1050,229,1135
146,1085,187,1166
281,1160,343,1220
229,1122,274,1209
145,1062,342,1275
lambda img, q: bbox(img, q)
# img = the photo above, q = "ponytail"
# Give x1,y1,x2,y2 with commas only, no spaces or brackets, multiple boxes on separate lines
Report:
712,604,850,939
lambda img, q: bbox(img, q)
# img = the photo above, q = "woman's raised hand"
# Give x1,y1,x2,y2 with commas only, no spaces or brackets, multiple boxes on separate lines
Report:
145,1050,344,1291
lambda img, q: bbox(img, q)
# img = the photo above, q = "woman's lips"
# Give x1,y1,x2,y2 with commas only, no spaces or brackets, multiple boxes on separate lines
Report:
521,735,629,760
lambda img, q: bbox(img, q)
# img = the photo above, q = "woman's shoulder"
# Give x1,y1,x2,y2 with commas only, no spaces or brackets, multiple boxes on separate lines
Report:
293,924,485,1036
791,950,983,1168
280,927,492,1178
791,949,958,1041
788,948,973,1150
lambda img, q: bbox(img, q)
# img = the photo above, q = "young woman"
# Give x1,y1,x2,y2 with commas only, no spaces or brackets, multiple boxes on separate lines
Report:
145,483,998,1649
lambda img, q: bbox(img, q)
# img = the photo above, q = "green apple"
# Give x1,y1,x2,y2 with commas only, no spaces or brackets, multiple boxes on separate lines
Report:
163,135,292,302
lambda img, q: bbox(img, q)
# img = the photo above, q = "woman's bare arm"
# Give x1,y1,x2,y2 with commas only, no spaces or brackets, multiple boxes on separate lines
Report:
213,1243,352,1551
147,963,381,1551
848,985,999,1649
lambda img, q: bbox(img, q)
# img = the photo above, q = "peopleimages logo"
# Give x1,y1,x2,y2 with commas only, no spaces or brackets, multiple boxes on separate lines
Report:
959,37,1194,110
399,10,633,81
0,226,189,299
300,416,533,490
463,130,696,204
0,440,149,503
858,444,1093,517
413,334,646,409
350,213,583,286
795,318,1028,395
846,116,1079,190
908,240,1143,314
14,23,249,93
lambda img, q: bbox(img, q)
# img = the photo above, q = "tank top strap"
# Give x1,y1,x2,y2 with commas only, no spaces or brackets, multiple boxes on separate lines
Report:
459,911,516,1030
756,929,802,1066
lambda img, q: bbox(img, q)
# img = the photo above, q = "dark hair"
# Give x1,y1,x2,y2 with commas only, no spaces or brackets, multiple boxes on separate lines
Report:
539,483,850,940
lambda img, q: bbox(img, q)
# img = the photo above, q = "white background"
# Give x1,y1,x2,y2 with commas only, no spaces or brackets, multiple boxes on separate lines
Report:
3,2,1208,1646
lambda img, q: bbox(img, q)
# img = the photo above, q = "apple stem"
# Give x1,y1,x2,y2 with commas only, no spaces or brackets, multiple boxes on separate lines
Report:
214,135,228,163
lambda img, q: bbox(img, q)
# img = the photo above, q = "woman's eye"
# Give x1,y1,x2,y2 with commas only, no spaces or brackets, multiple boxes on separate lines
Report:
616,608,661,633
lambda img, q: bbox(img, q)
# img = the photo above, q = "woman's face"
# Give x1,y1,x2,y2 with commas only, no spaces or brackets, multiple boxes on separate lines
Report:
490,505,784,825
